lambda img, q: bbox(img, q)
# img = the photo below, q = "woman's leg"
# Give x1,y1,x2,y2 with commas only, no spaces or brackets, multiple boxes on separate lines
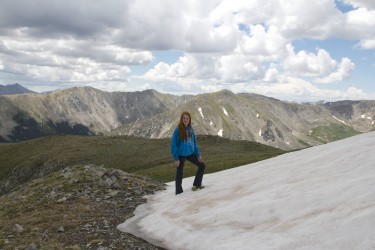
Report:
176,156,185,194
186,154,206,187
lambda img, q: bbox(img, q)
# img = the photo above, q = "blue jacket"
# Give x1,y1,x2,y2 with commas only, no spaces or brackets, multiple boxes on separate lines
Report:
170,126,200,160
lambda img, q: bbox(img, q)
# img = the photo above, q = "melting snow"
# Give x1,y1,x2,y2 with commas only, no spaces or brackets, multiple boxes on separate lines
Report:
118,132,375,250
360,114,372,120
222,107,228,116
198,107,204,118
332,116,349,126
217,129,223,137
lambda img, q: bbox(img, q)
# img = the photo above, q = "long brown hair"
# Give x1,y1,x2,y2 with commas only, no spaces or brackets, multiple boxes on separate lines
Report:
178,111,192,139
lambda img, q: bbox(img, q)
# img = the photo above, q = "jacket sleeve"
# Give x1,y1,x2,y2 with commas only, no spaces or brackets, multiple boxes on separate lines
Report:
170,128,180,160
192,129,201,157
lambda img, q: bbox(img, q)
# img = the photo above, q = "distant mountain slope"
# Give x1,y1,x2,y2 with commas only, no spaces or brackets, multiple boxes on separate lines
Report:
0,86,374,149
0,87,191,142
0,83,35,95
110,90,374,150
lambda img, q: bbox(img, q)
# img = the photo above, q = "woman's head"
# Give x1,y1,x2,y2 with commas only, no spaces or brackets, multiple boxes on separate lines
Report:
180,112,191,127
178,111,192,139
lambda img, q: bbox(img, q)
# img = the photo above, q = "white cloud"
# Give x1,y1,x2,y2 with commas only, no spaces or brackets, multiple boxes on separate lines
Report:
283,45,338,77
273,0,342,40
340,7,375,40
144,52,264,84
0,0,374,100
144,54,220,80
142,66,374,102
237,25,289,61
116,0,240,52
342,0,375,9
219,54,264,82
357,38,375,49
229,77,374,102
0,37,147,90
315,57,355,83
264,64,280,82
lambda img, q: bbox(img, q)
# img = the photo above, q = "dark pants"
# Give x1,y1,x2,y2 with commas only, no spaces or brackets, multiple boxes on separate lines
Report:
176,154,206,195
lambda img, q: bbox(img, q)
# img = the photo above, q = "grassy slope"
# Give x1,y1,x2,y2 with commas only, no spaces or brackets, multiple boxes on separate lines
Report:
310,124,361,144
0,135,285,184
0,135,285,249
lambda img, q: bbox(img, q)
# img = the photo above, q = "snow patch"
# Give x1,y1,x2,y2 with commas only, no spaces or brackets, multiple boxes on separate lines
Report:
222,107,228,116
332,116,349,126
360,114,372,120
198,107,204,118
217,129,223,137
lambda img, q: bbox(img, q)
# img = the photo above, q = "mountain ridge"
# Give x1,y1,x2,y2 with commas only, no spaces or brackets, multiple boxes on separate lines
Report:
0,83,36,95
109,89,373,149
0,85,374,149
0,87,192,142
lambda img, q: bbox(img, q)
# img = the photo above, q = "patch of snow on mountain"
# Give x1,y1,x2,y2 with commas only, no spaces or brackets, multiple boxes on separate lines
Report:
198,107,204,118
217,129,223,137
222,107,228,116
332,116,349,126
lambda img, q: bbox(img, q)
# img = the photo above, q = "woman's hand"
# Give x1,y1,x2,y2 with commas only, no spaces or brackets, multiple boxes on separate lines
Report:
198,156,203,162
175,160,180,167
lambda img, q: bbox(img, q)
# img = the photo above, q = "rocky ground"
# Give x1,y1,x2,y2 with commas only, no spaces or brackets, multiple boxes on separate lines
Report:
0,164,166,249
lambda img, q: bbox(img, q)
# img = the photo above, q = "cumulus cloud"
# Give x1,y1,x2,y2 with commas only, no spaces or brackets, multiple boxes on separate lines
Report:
0,0,374,101
282,45,338,77
143,53,265,84
315,57,355,83
0,0,127,39
227,77,374,102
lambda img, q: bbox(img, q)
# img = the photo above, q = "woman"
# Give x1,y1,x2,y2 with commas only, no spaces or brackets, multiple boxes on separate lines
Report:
170,111,206,195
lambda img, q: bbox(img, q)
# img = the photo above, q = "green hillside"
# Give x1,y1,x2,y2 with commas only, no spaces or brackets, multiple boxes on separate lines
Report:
0,135,285,194
310,124,361,143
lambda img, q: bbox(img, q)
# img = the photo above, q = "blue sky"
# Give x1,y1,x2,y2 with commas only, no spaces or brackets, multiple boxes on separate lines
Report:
0,0,375,101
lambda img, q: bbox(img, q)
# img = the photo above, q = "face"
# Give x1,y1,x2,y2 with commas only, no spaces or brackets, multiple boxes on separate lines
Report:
182,114,190,126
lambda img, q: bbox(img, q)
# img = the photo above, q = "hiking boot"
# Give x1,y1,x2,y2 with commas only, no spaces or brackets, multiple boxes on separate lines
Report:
192,185,205,191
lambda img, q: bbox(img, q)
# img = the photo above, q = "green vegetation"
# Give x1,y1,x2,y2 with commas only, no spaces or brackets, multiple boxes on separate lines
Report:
0,134,285,185
310,124,361,143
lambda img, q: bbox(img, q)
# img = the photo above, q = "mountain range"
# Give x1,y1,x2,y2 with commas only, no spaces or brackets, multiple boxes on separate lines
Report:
0,85,374,149
0,83,35,95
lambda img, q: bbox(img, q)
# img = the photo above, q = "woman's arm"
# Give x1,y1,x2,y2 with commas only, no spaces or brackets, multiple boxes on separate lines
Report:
170,128,180,161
